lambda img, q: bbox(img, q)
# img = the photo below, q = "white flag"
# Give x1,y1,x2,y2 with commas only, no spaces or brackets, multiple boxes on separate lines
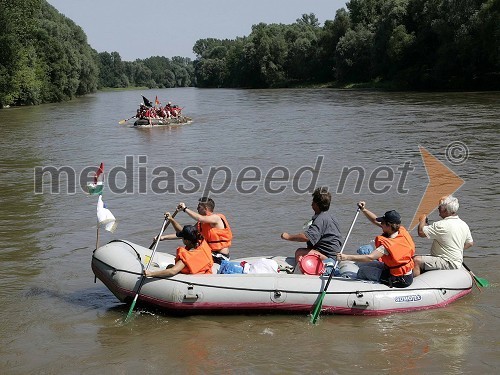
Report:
97,195,117,232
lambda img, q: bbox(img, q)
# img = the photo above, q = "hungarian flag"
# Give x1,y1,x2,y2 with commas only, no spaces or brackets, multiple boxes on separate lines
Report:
142,95,153,107
87,162,104,195
97,195,117,232
155,95,160,106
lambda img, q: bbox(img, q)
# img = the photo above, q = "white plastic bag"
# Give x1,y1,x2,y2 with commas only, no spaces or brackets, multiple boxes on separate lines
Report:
242,259,279,274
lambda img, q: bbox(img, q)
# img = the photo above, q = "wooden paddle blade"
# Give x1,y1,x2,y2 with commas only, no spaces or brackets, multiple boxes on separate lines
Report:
118,119,126,124
310,291,326,324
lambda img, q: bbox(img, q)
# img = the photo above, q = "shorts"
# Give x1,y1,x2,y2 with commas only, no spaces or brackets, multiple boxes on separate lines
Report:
417,255,457,271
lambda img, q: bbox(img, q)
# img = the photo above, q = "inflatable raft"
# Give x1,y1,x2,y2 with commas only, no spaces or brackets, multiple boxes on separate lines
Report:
133,116,192,127
92,240,473,316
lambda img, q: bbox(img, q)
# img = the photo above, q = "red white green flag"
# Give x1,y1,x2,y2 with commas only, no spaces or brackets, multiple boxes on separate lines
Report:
87,162,104,195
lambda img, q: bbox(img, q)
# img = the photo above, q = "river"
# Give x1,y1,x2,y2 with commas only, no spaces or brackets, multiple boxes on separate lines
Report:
0,88,498,374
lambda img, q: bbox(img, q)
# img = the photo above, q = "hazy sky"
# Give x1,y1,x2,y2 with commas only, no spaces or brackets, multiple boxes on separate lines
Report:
46,0,348,61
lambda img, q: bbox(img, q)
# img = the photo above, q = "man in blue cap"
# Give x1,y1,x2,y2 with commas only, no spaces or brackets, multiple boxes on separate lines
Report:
337,202,415,288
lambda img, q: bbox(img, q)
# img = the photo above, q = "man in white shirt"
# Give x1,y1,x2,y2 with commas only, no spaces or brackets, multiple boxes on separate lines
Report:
413,195,473,276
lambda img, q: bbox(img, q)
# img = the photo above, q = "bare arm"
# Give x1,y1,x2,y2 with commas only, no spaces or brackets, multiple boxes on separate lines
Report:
145,260,185,278
157,212,183,241
464,242,473,250
358,201,382,228
159,233,180,241
337,249,383,262
281,232,309,242
168,215,183,232
417,214,427,238
178,202,223,226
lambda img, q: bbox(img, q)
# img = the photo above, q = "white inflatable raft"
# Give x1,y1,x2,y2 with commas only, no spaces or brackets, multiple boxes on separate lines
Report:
92,240,473,316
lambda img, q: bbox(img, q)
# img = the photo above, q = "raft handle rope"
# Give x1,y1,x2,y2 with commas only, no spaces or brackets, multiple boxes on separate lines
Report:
108,239,142,262
92,255,471,296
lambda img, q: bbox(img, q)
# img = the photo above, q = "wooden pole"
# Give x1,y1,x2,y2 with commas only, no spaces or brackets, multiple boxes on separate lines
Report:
95,221,100,250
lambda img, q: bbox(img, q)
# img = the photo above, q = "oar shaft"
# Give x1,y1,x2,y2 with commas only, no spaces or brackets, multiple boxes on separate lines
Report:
324,208,360,290
148,209,179,249
462,262,473,273
125,209,179,322
311,207,360,324
142,209,179,285
462,262,489,287
119,116,136,124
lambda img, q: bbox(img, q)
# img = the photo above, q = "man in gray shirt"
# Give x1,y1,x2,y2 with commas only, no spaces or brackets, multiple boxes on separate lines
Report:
281,187,343,268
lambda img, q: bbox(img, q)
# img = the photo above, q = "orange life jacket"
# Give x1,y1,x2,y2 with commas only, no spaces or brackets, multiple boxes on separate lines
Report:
197,213,232,251
375,226,415,276
176,240,213,274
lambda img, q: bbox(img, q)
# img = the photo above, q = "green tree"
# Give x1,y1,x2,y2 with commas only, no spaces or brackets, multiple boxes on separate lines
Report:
317,8,351,82
283,14,322,82
195,58,227,87
0,0,43,105
1,0,99,106
245,23,288,87
335,25,374,82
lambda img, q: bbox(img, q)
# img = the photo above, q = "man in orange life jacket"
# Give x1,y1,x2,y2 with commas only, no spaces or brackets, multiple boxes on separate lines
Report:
336,202,416,288
145,213,213,277
176,197,233,265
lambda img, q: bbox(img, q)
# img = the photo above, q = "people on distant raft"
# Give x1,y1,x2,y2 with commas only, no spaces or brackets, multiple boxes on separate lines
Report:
157,106,166,118
165,102,173,118
159,198,233,264
281,187,343,268
336,202,415,288
145,214,213,277
171,104,181,118
413,195,473,277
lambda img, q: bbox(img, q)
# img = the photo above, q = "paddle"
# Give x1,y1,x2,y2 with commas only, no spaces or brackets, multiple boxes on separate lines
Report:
462,262,489,288
124,209,179,323
310,207,360,324
118,116,135,125
147,209,180,249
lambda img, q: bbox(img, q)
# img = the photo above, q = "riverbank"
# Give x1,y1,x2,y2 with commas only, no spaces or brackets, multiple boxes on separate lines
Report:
98,86,150,92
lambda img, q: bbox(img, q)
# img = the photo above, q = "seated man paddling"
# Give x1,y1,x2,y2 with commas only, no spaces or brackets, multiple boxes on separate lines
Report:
280,187,343,271
413,195,473,276
158,197,233,264
337,202,415,288
145,213,213,277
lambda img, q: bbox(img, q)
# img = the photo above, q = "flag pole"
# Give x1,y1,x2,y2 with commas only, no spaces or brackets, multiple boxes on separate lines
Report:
96,219,100,250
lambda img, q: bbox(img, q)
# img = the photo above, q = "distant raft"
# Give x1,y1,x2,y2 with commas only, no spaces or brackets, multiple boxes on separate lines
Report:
133,116,192,127
92,240,473,316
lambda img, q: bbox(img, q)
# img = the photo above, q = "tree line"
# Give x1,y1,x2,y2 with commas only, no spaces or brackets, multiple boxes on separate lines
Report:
194,0,499,90
97,53,194,89
0,0,195,107
1,0,498,107
0,0,99,106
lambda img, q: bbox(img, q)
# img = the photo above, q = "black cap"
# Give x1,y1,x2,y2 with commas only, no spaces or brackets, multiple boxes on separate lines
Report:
198,196,213,204
176,225,198,243
376,210,401,224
